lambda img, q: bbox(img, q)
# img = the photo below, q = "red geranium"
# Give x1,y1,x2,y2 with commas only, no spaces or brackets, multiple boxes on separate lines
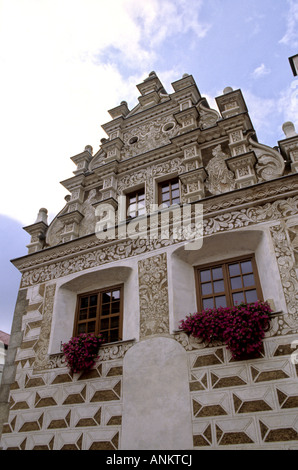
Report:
179,301,272,360
62,333,104,373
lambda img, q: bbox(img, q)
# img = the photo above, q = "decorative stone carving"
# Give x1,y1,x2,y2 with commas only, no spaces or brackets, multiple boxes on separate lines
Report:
121,115,179,159
248,136,285,181
205,145,235,195
138,253,169,338
33,284,56,371
79,189,99,237
19,195,298,288
197,99,220,129
226,151,257,188
270,224,298,325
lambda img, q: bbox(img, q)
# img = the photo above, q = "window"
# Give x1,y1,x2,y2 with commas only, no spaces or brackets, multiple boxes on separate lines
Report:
127,188,146,218
158,178,180,207
74,285,123,343
195,256,263,311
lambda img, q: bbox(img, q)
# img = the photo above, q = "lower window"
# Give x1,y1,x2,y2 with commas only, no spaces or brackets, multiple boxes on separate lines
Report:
195,256,263,311
74,285,123,343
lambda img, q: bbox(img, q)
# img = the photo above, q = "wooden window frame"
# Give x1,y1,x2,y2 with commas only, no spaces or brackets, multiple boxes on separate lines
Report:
126,188,146,219
158,177,180,207
73,284,124,343
194,255,263,311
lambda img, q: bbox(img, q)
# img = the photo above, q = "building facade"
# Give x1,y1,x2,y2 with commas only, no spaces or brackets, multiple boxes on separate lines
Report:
1,72,298,450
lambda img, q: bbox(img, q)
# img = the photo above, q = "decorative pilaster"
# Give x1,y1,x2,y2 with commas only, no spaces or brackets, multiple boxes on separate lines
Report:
180,167,207,203
33,283,56,371
138,253,169,338
270,223,298,328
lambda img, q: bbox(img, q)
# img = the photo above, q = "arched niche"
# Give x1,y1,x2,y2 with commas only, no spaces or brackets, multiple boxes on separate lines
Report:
48,264,138,354
168,228,287,330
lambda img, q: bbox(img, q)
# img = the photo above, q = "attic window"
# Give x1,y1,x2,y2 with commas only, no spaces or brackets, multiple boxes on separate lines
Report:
129,136,138,145
162,122,175,132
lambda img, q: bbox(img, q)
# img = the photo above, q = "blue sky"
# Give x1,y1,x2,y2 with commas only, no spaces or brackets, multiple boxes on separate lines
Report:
0,0,298,333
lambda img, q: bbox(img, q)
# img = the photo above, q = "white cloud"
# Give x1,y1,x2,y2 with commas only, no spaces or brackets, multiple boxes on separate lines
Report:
251,63,271,79
279,0,298,48
0,0,210,224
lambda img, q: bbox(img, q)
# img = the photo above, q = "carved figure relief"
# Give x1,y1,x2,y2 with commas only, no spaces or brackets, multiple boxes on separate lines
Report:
79,189,99,237
205,145,235,195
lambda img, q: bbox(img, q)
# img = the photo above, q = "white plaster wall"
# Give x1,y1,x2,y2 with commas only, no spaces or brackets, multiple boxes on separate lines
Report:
121,336,193,450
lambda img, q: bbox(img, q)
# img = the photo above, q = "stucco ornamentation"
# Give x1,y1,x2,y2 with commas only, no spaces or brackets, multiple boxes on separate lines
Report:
138,253,169,338
270,224,298,325
33,284,56,371
205,145,235,195
122,115,179,159
19,196,298,288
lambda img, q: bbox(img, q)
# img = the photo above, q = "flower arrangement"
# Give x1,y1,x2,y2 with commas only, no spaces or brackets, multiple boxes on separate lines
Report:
62,333,104,373
179,301,272,360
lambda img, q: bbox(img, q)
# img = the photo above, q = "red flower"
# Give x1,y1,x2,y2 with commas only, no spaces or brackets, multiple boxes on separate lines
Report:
179,301,271,360
62,333,104,373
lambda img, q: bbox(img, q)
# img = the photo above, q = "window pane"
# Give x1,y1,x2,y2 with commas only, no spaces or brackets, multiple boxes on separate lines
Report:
111,316,120,328
171,182,179,190
203,298,214,310
241,261,253,274
100,318,109,330
230,276,242,290
102,292,111,304
162,185,169,193
172,189,179,198
90,295,98,306
172,197,180,205
245,289,258,303
213,280,225,293
201,283,212,295
101,331,109,342
89,307,97,318
78,323,86,334
102,304,110,316
129,203,136,212
110,329,119,342
233,292,245,305
138,206,146,215
129,196,136,203
87,321,96,333
111,301,120,314
79,309,87,320
215,296,227,308
200,270,211,282
138,193,145,201
80,297,89,308
212,267,223,280
112,290,120,301
229,263,240,276
243,274,255,287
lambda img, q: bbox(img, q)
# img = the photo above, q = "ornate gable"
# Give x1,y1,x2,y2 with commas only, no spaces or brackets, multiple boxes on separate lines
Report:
22,72,298,251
